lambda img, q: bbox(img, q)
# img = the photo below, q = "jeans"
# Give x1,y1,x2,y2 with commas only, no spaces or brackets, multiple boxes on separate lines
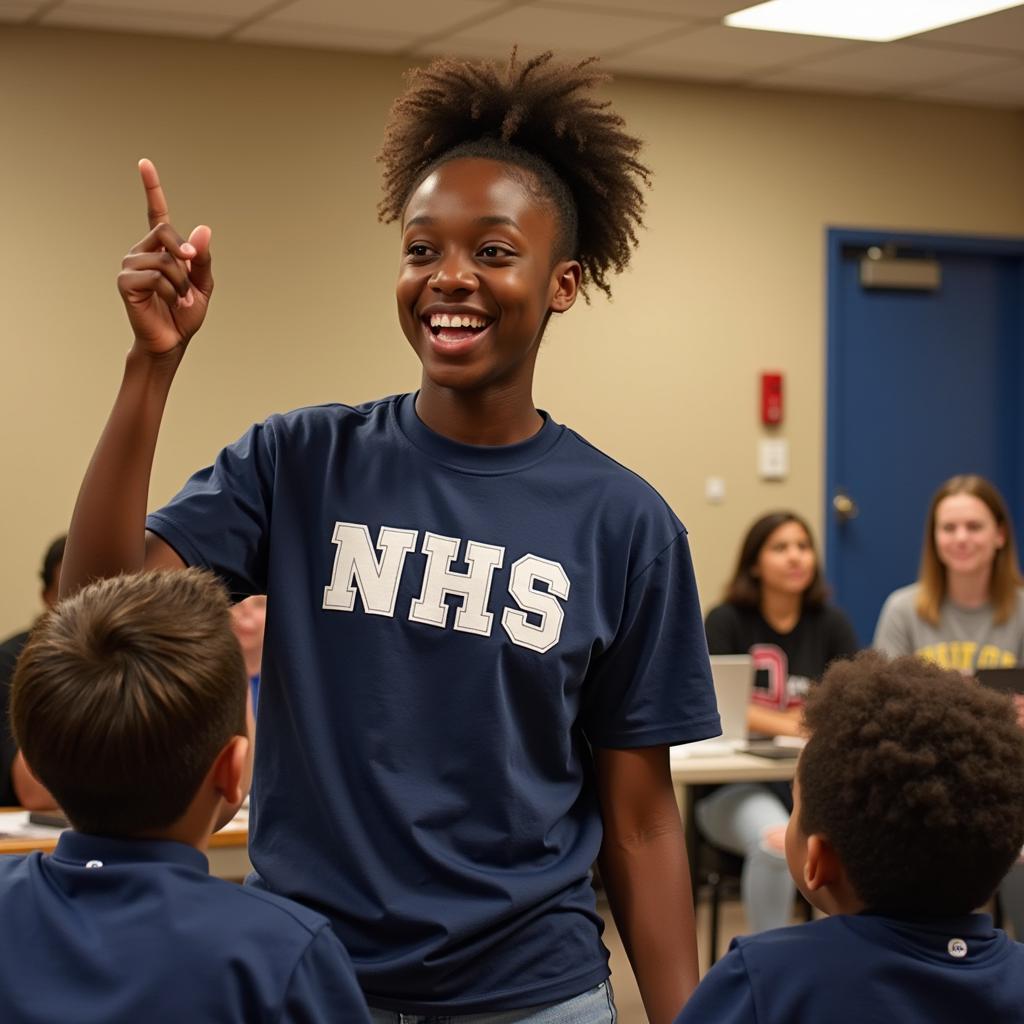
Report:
367,981,616,1024
695,782,794,933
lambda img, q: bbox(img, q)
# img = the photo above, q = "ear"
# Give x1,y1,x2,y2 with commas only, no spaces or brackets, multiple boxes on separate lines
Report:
803,834,843,892
549,260,581,314
996,527,1006,551
210,735,250,809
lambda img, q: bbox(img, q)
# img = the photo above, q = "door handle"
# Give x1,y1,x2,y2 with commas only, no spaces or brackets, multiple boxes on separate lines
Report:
833,490,859,522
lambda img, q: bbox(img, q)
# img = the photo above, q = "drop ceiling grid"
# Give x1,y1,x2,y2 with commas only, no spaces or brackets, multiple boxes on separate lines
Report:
1,0,1022,108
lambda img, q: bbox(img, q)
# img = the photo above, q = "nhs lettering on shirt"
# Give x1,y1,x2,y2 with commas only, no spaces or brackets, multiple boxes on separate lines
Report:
322,522,571,654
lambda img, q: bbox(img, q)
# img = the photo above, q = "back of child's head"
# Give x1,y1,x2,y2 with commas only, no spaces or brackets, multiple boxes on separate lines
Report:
11,569,247,837
377,49,650,299
800,651,1024,916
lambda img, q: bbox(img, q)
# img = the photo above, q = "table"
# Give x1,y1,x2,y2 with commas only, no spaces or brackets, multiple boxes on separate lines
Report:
0,808,252,880
0,750,796,887
671,749,799,789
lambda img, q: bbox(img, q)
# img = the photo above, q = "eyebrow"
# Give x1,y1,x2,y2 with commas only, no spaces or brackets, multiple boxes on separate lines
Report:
404,215,521,229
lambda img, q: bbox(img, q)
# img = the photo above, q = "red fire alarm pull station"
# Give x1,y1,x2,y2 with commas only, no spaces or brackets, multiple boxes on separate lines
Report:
761,372,783,426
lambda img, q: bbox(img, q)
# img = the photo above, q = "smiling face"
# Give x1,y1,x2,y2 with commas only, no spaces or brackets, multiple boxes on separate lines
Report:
755,520,816,597
396,157,580,396
933,493,1005,580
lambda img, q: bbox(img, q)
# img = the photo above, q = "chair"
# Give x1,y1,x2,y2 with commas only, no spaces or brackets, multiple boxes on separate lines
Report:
690,785,812,965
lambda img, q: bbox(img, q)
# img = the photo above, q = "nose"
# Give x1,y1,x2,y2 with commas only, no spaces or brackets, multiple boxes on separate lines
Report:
430,251,478,295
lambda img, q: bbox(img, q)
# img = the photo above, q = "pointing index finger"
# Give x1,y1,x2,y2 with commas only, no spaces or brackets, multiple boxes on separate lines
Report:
139,158,170,229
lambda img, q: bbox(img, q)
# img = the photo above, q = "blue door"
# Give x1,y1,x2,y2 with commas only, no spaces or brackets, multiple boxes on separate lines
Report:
825,229,1024,646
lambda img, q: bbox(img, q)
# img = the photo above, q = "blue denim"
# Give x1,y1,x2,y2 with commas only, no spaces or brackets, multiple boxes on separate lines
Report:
368,981,616,1024
695,782,795,933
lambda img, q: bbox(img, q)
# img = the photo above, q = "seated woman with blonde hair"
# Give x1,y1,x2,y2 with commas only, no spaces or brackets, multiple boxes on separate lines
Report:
874,473,1024,936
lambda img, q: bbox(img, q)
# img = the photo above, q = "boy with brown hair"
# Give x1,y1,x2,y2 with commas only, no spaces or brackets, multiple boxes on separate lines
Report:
2,569,369,1024
676,651,1024,1024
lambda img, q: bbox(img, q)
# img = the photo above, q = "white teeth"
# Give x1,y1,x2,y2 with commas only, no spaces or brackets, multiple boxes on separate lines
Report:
429,313,489,330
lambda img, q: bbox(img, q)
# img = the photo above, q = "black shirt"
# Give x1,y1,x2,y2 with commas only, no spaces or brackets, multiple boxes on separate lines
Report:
705,602,858,711
0,630,29,806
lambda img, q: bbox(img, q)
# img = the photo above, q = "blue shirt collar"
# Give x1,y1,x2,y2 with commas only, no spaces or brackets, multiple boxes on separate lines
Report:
52,831,209,874
394,392,564,475
845,911,1008,964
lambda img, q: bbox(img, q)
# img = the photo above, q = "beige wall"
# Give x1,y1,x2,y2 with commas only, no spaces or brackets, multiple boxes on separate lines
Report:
2,25,1023,634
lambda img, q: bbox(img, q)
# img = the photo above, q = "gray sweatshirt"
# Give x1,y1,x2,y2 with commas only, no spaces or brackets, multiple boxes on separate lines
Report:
873,584,1024,672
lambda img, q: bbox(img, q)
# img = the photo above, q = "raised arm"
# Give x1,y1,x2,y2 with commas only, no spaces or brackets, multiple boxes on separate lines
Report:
61,160,213,597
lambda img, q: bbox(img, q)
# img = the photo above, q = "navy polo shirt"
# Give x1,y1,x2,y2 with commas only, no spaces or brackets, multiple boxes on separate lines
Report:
675,912,1024,1023
0,831,369,1023
147,393,719,1013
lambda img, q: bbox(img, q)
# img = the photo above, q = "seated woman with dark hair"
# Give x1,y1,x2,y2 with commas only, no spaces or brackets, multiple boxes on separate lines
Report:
697,512,858,933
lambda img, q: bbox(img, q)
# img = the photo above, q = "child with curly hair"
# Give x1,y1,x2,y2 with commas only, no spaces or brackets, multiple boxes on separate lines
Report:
61,52,720,1023
676,651,1024,1023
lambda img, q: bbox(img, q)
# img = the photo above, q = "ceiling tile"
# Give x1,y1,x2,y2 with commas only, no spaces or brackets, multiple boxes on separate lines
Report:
247,0,507,38
748,69,896,96
41,3,237,36
911,61,1024,106
766,42,1015,87
235,20,417,53
424,2,692,56
664,0,758,14
413,36,542,61
528,0,746,17
50,0,271,14
916,6,1024,56
602,52,754,81
0,0,48,20
606,24,859,77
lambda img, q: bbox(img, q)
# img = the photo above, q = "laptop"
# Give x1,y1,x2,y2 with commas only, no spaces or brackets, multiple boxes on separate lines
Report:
672,654,753,760
977,668,1024,694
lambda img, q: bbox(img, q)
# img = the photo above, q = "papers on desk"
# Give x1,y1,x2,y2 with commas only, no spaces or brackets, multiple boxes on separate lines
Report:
670,739,743,762
218,806,249,835
0,810,65,841
0,807,249,841
671,736,807,764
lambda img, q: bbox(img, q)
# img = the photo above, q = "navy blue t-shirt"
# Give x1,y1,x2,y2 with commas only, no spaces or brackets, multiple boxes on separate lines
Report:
0,831,369,1024
147,393,719,1013
675,912,1024,1024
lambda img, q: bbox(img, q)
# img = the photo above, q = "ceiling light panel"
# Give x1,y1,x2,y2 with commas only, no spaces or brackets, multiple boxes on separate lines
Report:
725,1,1024,42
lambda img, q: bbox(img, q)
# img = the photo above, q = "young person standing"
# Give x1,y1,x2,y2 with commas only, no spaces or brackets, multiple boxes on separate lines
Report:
60,53,719,1023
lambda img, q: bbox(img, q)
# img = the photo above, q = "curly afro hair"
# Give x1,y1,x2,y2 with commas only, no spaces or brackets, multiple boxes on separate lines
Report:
799,651,1024,916
377,50,650,299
